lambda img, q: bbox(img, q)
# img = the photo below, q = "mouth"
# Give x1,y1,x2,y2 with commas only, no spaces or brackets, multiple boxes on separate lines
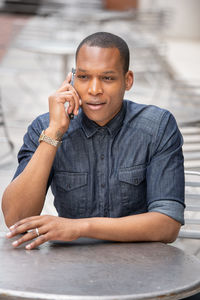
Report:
85,101,106,111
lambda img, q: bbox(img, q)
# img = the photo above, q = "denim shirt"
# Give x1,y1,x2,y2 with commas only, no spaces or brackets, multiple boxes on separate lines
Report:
14,100,185,224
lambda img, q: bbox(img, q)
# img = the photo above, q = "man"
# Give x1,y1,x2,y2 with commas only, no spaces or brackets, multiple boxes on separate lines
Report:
2,32,184,250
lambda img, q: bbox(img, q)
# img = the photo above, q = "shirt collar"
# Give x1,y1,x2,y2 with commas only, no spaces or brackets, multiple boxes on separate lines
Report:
80,102,126,138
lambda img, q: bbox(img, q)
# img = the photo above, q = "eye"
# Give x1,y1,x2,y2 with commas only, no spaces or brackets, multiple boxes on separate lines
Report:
77,75,88,80
102,76,114,81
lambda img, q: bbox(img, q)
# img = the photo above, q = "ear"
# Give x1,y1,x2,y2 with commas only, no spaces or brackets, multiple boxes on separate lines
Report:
125,71,134,91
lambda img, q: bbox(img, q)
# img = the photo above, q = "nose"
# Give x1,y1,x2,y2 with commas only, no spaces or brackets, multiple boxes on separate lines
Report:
88,78,103,95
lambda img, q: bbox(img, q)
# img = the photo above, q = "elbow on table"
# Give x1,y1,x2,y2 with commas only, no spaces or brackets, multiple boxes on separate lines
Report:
1,208,12,229
2,205,14,229
2,214,14,229
159,223,181,244
161,232,179,244
149,213,182,244
1,189,19,228
1,206,22,229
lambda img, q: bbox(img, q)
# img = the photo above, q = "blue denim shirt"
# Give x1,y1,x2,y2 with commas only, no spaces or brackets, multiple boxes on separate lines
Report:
14,100,185,224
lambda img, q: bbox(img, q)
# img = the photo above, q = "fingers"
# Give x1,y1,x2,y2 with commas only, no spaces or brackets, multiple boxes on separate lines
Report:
7,216,40,242
6,217,50,250
56,72,80,116
12,231,49,250
6,215,80,250
66,71,72,84
53,92,75,115
11,230,41,249
56,91,79,116
59,72,72,88
57,73,75,94
25,233,49,250
8,216,42,234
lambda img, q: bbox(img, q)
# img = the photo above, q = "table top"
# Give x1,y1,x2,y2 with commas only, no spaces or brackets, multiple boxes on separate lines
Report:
14,40,76,56
1,233,200,300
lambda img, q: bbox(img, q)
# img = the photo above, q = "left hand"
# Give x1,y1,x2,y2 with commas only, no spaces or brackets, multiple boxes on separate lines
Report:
6,215,81,250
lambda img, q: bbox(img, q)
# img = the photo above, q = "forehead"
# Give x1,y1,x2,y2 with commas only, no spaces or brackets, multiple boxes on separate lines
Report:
76,45,123,72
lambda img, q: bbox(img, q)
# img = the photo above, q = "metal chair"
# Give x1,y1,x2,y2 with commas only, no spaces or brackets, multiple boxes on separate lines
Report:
180,123,200,172
178,171,200,239
0,89,14,160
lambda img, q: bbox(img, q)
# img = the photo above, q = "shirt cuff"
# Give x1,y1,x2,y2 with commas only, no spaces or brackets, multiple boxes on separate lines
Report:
148,200,185,225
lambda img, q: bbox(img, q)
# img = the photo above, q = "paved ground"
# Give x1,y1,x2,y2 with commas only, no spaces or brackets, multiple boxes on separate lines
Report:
0,9,200,256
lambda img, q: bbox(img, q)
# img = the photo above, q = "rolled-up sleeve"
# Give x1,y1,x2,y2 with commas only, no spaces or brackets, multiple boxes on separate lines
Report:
147,111,185,224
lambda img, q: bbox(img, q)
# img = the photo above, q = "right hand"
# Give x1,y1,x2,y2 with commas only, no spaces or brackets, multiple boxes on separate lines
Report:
47,72,81,139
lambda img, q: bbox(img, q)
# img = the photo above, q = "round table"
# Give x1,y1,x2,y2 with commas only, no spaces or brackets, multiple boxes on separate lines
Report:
0,233,200,300
13,40,76,80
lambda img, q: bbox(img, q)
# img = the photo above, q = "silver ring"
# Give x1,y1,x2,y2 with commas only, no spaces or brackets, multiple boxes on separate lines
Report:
35,228,40,237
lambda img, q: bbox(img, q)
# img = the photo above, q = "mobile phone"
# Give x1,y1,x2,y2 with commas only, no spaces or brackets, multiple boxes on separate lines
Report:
67,68,76,120
71,67,76,87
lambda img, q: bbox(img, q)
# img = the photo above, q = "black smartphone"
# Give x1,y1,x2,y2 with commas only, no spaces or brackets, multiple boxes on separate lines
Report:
68,68,76,120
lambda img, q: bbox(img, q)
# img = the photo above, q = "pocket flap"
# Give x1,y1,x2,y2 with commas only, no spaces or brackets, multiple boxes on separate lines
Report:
119,167,146,185
55,172,88,191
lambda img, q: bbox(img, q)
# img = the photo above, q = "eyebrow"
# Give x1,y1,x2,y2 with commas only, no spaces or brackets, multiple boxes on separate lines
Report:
77,68,117,74
77,68,87,72
102,70,117,74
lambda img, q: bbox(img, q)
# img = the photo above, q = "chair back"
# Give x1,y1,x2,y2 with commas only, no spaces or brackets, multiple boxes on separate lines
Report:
0,88,14,161
179,171,200,239
180,124,200,171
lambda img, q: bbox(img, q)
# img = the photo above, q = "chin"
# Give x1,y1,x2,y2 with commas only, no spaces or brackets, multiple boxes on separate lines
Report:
87,115,107,126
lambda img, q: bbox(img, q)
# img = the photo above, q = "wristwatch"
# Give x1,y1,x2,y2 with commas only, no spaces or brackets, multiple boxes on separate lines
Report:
39,130,62,148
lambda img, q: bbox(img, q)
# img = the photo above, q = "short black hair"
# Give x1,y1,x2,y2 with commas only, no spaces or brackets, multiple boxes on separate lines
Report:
75,32,130,74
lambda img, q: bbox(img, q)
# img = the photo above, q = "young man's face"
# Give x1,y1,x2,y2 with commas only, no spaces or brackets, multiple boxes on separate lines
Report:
74,45,133,126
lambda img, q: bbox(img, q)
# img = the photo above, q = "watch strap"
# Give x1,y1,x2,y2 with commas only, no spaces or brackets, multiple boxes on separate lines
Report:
39,130,62,148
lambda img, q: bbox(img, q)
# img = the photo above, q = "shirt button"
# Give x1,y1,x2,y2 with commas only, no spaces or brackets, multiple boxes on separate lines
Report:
100,154,105,160
101,183,105,188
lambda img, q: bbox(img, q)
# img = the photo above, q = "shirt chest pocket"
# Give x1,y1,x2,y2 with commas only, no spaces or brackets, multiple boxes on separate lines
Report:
118,166,147,213
54,172,88,218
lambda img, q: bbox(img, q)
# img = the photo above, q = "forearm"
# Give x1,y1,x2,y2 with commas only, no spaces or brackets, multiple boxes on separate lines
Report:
2,74,80,228
80,212,181,243
5,212,181,250
2,139,57,227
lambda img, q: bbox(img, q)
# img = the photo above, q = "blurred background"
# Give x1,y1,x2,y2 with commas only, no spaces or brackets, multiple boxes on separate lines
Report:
0,0,200,255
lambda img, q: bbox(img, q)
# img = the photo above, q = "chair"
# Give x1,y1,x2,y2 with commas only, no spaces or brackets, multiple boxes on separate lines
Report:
178,171,200,299
178,171,200,239
180,123,200,172
0,89,14,160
